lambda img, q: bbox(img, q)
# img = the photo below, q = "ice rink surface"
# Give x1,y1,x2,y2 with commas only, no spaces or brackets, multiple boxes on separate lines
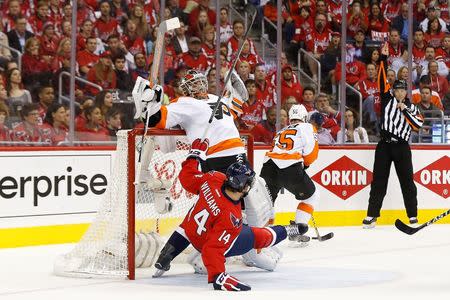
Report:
1,225,449,300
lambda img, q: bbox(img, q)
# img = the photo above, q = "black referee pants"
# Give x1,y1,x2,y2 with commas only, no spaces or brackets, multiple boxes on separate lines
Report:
367,141,418,218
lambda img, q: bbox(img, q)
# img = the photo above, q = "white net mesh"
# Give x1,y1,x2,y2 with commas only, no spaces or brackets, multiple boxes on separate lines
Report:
54,130,197,278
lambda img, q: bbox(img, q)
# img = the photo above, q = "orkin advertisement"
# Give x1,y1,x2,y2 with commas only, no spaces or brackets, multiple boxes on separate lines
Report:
0,147,449,228
0,151,112,219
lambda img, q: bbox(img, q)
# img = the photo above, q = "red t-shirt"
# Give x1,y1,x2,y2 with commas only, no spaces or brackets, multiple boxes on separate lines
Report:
95,17,120,42
250,121,276,144
256,81,276,109
178,52,210,73
239,99,266,130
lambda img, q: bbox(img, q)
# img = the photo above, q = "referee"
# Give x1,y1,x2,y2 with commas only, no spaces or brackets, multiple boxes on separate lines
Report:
363,43,424,228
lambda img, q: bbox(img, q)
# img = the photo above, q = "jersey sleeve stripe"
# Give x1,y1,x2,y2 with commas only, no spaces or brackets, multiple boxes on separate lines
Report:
155,105,168,129
303,141,319,166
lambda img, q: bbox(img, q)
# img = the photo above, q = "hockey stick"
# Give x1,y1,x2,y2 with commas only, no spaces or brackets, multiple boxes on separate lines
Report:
395,209,450,235
310,215,334,241
203,4,257,138
135,17,181,185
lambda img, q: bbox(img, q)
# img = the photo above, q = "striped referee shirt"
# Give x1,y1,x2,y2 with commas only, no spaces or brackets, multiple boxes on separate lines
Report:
378,56,424,142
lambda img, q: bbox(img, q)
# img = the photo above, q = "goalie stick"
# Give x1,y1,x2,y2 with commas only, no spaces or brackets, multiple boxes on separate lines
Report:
310,215,334,242
395,208,450,235
203,4,257,138
135,17,181,185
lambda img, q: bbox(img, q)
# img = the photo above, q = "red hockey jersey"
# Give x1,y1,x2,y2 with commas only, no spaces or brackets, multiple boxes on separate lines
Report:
178,159,243,282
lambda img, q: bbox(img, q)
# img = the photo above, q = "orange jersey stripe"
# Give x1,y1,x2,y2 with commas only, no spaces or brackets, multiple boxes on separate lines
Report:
266,152,302,160
207,138,244,155
155,105,168,129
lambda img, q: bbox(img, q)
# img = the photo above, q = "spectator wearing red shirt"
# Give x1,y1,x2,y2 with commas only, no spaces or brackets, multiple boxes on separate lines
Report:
327,0,343,30
427,60,450,99
367,2,390,41
314,93,341,140
346,1,368,39
95,0,121,42
202,25,216,65
41,103,68,145
48,0,63,26
281,65,303,104
21,37,52,90
77,36,100,77
51,37,72,72
435,35,450,69
424,18,446,48
188,0,216,31
76,105,111,142
236,40,261,73
39,23,59,58
254,64,276,109
437,0,450,24
334,45,367,86
76,19,101,52
0,101,11,142
178,37,210,73
191,9,212,39
2,0,23,32
305,13,332,81
412,29,427,64
110,0,129,26
287,6,314,62
129,4,152,40
238,79,265,130
251,107,287,145
11,103,47,144
28,1,50,35
386,28,404,66
356,63,380,122
122,19,146,56
76,0,96,27
301,86,316,112
382,0,402,22
36,85,56,125
226,20,257,62
87,51,117,95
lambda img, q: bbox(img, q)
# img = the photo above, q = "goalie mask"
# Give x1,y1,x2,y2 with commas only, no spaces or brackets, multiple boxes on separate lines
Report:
289,104,308,123
224,162,256,195
180,70,208,98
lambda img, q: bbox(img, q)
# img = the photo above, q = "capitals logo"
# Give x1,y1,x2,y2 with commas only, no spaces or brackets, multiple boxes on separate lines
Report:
230,213,242,228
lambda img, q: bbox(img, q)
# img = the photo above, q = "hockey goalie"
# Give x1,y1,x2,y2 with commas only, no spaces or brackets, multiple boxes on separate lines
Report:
132,70,280,275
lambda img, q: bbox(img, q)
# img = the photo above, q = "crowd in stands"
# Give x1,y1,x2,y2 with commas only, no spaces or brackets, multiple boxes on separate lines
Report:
0,0,449,146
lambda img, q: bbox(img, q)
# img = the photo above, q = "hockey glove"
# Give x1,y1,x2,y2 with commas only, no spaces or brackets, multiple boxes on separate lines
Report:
187,138,209,161
212,272,251,291
132,76,163,119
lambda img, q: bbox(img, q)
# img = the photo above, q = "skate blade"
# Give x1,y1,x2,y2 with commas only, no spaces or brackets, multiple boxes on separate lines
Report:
152,269,165,278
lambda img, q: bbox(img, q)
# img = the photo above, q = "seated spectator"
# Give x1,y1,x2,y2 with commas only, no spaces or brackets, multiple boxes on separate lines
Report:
75,97,95,131
436,0,450,25
7,16,34,57
427,60,450,99
87,51,117,95
0,22,13,68
28,1,50,35
131,52,149,81
281,64,303,104
113,54,134,93
239,79,265,130
188,0,216,32
122,19,147,56
334,45,366,86
251,107,286,144
424,18,446,48
288,6,314,51
346,1,368,40
76,105,111,141
356,63,380,123
106,34,134,70
283,96,299,117
51,38,71,72
95,0,121,42
167,0,188,25
2,0,23,33
36,85,56,125
237,40,261,73
352,29,370,62
77,36,100,77
178,36,209,73
76,19,105,54
417,86,441,113
254,63,276,109
435,35,450,70
365,48,381,70
419,6,448,34
236,60,252,82
5,68,32,124
41,103,68,145
21,37,52,89
309,112,335,145
336,108,369,143
412,46,449,82
11,103,47,143
397,66,409,81
201,25,215,64
105,107,122,139
94,90,114,122
226,20,256,61
367,2,390,41
413,86,443,142
321,32,341,93
191,8,211,39
386,28,405,66
301,86,316,112
314,93,341,140
412,75,444,110
391,3,419,42
412,29,427,64
39,22,59,58
172,21,189,55
0,102,11,142
219,7,233,44
129,4,152,41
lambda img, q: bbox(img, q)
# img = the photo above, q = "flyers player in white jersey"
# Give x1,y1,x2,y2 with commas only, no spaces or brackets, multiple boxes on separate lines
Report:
134,69,248,173
260,104,319,234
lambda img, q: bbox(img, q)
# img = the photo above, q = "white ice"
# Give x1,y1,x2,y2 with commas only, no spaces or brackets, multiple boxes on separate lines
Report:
1,225,449,300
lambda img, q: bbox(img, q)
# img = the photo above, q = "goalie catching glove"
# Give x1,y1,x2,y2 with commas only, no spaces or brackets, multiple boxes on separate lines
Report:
212,272,251,291
187,138,209,161
132,76,163,120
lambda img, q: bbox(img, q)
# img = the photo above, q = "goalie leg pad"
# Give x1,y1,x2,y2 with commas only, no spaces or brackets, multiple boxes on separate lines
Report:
244,176,274,227
187,249,207,274
135,232,163,268
242,246,283,272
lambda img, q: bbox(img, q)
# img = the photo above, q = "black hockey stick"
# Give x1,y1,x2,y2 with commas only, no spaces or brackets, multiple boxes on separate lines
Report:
310,215,334,241
395,208,450,235
206,4,257,127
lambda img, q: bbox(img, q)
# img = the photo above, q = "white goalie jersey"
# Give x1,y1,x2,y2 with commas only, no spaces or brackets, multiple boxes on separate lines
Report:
154,94,245,158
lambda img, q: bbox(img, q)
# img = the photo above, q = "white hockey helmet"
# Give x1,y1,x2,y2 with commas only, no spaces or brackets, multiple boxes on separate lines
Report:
180,69,208,97
289,104,308,123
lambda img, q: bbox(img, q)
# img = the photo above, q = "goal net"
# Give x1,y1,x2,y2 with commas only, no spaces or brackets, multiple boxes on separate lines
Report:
54,128,253,279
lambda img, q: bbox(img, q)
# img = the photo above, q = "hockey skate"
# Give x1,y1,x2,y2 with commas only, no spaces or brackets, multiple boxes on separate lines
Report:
286,221,310,247
362,216,377,229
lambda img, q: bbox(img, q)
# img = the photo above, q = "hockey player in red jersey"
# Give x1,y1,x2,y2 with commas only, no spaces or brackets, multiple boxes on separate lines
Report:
153,139,309,291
